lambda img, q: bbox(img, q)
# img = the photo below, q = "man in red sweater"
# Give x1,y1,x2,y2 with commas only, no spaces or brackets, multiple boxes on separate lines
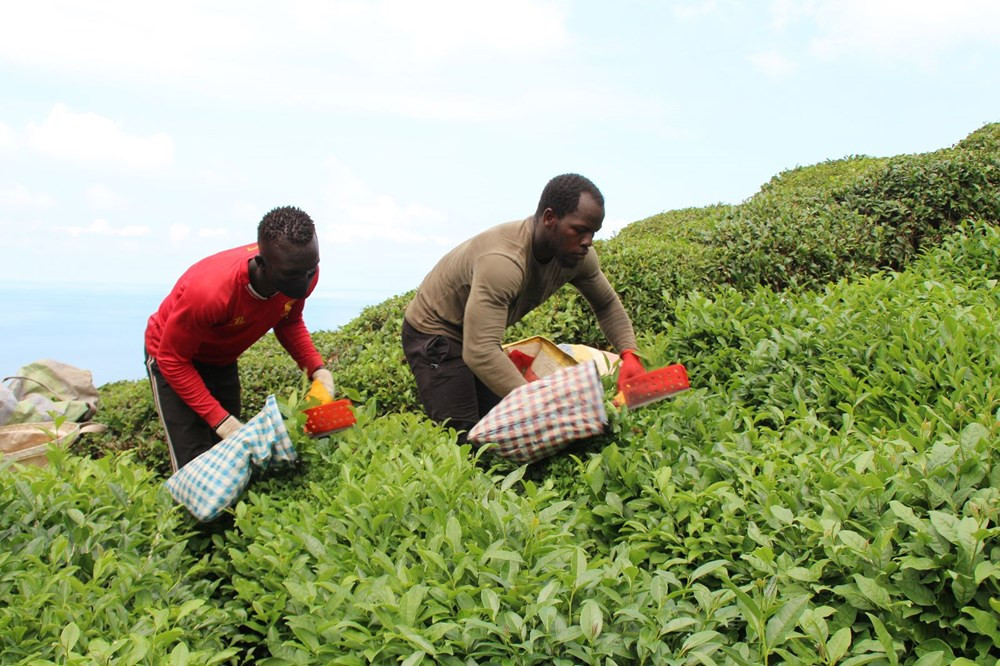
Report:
145,206,334,472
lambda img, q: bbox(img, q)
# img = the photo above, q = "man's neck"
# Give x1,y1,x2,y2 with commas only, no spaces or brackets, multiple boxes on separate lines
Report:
247,257,276,297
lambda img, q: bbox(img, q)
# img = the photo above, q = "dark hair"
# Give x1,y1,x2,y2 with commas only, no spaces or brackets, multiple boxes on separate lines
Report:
534,173,604,220
258,206,315,245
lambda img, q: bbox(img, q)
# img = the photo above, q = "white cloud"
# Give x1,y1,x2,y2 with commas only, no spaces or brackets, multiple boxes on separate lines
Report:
0,2,568,101
85,184,127,210
671,1,719,20
198,228,229,238
26,104,174,169
747,50,798,77
0,184,54,208
0,1,568,75
290,0,569,71
0,2,250,80
0,2,648,125
169,224,191,244
54,218,151,237
780,0,1000,64
320,157,452,246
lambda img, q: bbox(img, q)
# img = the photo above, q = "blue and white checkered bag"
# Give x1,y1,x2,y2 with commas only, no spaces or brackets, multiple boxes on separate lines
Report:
165,394,296,521
468,361,608,463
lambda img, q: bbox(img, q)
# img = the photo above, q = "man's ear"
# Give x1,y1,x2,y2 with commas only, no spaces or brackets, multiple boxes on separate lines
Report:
541,207,558,228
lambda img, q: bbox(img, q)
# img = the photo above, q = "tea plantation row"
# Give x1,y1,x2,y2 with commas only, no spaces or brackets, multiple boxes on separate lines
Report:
1,124,998,664
91,123,999,464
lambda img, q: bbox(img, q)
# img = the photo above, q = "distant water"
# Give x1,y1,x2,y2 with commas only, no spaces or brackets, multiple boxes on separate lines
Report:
0,282,395,388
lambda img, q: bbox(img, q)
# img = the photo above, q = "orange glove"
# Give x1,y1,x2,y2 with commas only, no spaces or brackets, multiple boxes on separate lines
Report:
617,350,645,392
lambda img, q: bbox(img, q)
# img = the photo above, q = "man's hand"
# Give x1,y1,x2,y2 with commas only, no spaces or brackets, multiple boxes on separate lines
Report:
312,367,335,396
617,350,645,392
215,414,243,440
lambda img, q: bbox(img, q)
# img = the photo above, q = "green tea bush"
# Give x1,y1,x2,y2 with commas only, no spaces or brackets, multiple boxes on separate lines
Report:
755,156,889,198
558,221,1000,661
319,292,418,415
0,450,243,664
710,123,1000,291
46,122,998,663
219,400,755,664
96,124,998,442
183,221,998,664
83,378,168,475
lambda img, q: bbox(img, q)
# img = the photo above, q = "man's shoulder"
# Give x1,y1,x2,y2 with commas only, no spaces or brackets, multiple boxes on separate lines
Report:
172,245,253,302
480,216,531,239
183,244,254,280
471,217,531,260
196,243,258,268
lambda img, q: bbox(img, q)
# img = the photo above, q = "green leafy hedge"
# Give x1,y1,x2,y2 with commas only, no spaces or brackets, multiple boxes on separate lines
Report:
0,450,244,664
15,122,994,664
220,221,997,663
711,124,1000,290
92,124,999,455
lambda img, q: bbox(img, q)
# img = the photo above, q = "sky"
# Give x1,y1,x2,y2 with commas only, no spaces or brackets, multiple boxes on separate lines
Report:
1,0,998,300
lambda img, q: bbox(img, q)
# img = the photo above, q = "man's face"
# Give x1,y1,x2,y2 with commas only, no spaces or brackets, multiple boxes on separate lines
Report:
259,235,320,299
544,192,605,268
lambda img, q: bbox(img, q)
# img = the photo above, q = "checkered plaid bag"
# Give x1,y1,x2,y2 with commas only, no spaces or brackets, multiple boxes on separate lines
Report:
468,361,608,463
164,395,296,521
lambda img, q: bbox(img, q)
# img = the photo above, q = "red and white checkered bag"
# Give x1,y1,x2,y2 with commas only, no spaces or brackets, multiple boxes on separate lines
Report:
468,361,608,463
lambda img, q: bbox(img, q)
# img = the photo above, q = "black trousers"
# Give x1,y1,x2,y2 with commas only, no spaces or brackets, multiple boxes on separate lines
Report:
401,319,501,440
145,351,241,472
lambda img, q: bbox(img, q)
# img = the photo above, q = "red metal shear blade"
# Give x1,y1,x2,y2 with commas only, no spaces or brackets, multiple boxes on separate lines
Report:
303,399,356,437
621,363,690,408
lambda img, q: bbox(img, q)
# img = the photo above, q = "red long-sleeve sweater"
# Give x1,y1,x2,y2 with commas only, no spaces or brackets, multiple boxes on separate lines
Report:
145,243,324,427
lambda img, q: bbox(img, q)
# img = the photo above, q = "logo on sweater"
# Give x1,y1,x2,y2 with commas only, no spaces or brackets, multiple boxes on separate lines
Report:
282,300,296,318
230,316,247,326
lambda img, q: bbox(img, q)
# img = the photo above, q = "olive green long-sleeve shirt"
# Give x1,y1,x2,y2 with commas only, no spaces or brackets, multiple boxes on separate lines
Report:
404,216,638,397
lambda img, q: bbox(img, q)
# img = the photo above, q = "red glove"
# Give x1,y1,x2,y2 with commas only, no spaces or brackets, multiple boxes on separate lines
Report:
617,350,645,392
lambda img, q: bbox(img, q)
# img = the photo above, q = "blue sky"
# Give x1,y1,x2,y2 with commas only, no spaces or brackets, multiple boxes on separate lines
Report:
2,0,998,301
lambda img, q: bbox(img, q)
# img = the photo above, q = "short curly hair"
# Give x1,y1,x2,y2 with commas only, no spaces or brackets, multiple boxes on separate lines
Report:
534,173,604,220
258,206,316,245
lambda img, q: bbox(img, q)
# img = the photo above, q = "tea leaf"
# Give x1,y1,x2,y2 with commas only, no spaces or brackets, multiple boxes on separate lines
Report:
690,559,728,583
400,585,427,627
580,600,603,641
680,631,723,655
176,599,205,621
60,622,80,652
770,505,794,525
854,575,891,610
482,588,500,620
911,653,945,666
974,560,1000,585
827,626,851,663
400,652,426,666
169,642,190,666
765,594,810,648
866,613,898,666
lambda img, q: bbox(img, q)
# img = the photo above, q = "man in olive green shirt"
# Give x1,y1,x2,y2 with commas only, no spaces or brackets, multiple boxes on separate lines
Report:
402,173,645,437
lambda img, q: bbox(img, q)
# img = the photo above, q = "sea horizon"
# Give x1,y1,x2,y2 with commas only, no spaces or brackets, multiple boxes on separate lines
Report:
1,281,399,388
